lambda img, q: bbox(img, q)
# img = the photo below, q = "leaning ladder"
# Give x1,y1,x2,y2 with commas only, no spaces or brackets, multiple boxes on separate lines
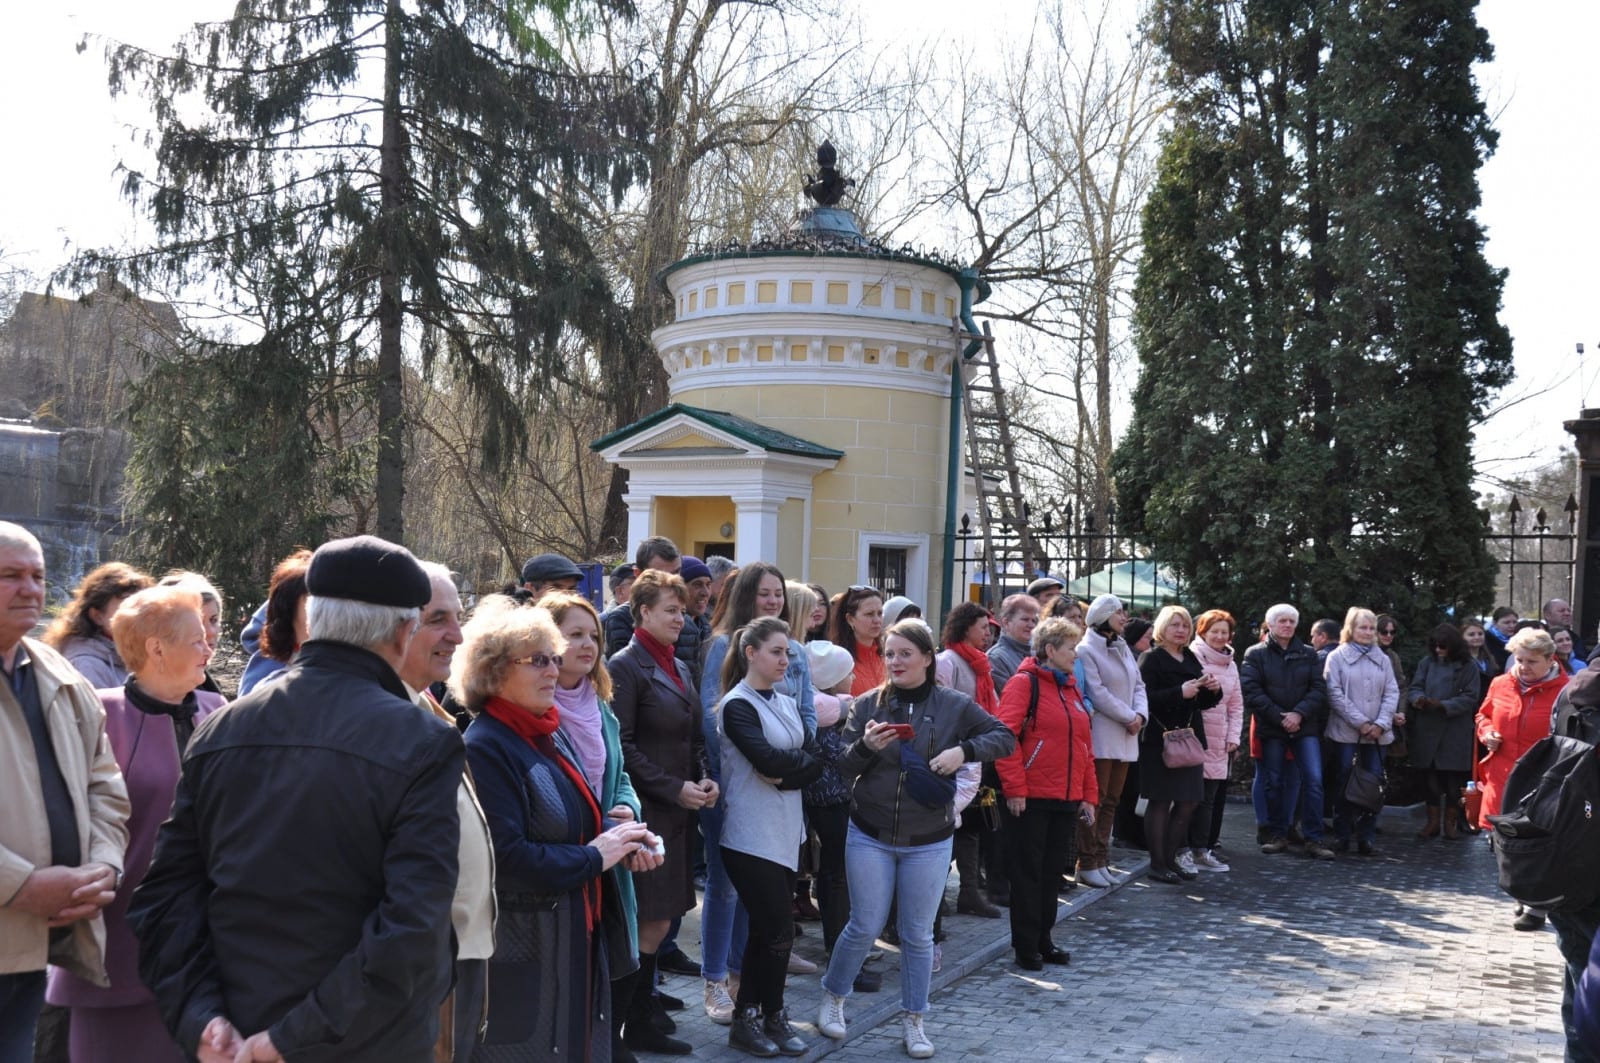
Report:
959,321,1036,606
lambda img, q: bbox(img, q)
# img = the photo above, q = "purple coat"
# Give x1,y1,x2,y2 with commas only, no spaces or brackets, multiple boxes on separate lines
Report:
47,688,224,1008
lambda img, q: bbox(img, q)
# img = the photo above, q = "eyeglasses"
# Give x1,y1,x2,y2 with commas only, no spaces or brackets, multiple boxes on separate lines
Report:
1377,629,1396,636
511,653,564,669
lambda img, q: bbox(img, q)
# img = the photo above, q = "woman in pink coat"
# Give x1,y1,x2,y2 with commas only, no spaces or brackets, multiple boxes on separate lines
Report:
1186,610,1244,873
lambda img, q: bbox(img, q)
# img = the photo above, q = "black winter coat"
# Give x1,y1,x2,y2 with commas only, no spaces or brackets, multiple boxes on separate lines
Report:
1240,637,1328,740
129,641,464,1063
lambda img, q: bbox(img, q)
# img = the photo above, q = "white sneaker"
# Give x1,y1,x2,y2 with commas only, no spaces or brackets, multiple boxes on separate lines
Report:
1193,849,1231,873
703,979,735,1025
931,944,941,973
818,988,848,1039
1175,850,1198,875
902,1012,935,1058
1078,867,1111,889
786,952,818,975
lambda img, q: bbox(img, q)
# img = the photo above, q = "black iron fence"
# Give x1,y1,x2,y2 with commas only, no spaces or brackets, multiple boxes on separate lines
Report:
952,492,1576,622
1481,494,1578,617
952,508,1174,611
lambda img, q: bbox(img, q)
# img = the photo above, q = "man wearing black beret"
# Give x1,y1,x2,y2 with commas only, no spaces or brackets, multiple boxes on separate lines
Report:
130,536,466,1063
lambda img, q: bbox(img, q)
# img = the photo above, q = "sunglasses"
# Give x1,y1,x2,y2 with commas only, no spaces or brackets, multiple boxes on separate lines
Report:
511,653,564,669
1377,629,1396,636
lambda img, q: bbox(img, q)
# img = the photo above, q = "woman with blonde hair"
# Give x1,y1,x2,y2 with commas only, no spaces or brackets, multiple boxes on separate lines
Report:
1475,626,1569,930
457,596,660,1061
1323,607,1401,855
537,590,649,1061
44,561,154,688
1137,605,1221,884
45,585,222,1062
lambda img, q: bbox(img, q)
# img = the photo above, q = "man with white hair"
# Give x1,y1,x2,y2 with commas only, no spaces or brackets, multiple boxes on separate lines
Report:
0,522,129,1062
129,535,466,1063
1240,604,1334,859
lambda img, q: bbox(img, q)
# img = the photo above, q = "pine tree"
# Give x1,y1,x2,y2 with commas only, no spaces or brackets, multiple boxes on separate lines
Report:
1114,0,1513,635
79,0,652,547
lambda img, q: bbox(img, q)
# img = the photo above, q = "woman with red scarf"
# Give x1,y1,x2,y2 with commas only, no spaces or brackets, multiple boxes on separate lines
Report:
609,569,719,1055
458,596,661,1062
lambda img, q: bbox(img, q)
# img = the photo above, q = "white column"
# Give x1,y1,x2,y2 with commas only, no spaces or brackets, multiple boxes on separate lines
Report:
622,492,653,559
732,497,782,566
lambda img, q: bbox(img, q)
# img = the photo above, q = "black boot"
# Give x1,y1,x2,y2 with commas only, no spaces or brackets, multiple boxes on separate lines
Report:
624,953,692,1055
763,1008,807,1056
729,1004,779,1057
612,972,639,1063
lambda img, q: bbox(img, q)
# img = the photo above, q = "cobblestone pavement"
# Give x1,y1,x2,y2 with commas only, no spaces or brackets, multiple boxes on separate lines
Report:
820,803,1567,1063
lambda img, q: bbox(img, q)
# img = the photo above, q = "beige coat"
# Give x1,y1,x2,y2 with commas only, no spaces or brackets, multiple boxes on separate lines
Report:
0,637,130,981
411,687,496,960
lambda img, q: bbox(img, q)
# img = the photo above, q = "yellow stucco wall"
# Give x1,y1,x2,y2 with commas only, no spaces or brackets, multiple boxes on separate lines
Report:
653,496,737,557
673,381,950,600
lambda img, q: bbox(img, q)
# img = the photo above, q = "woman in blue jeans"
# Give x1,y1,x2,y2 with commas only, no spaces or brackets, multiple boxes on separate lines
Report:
817,620,1014,1059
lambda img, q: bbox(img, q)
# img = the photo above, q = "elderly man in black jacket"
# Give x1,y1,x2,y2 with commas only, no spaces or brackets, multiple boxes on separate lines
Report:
1240,603,1335,860
129,536,465,1063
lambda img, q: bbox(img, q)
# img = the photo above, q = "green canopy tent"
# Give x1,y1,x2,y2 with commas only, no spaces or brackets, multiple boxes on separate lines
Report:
1064,560,1180,613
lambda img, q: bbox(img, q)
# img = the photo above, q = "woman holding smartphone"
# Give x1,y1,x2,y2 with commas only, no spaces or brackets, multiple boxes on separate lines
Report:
817,620,1015,1059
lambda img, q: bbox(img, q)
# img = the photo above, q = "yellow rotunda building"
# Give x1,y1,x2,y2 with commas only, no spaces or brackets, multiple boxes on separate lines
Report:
593,148,976,606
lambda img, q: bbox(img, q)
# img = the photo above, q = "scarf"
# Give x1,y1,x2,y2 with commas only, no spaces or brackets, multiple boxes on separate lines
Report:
124,677,201,752
949,641,998,714
636,627,684,691
482,695,605,931
553,677,608,798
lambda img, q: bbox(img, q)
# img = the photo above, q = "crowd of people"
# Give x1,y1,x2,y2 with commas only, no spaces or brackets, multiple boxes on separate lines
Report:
3,518,1599,1062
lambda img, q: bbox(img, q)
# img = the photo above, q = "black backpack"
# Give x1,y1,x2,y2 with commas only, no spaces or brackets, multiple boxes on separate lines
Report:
1488,731,1600,912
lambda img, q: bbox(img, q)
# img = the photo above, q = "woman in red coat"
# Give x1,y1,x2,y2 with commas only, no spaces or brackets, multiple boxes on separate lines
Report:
1475,626,1568,931
995,617,1098,972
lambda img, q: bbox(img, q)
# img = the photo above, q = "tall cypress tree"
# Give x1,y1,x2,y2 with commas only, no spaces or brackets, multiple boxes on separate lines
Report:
80,0,652,546
1114,0,1512,633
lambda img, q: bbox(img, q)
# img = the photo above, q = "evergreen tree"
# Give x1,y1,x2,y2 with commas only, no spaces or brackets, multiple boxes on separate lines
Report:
79,0,652,548
1115,0,1513,636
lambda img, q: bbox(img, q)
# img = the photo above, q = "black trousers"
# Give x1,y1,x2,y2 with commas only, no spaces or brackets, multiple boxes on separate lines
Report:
452,959,487,1063
720,846,796,1015
1549,900,1600,1063
1003,800,1078,957
808,801,851,953
1188,778,1227,850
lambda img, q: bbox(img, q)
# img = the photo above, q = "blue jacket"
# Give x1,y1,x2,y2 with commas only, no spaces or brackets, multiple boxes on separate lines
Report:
1577,923,1600,1047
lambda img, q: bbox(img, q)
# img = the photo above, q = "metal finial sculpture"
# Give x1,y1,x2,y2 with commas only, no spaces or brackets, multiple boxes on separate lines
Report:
803,140,855,207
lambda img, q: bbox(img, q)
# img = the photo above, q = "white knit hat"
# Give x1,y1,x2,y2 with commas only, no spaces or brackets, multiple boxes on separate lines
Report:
806,641,855,692
882,595,919,626
1085,594,1124,628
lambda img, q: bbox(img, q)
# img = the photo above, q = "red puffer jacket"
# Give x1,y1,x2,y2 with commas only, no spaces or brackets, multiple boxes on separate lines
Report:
995,656,1099,805
1474,667,1569,827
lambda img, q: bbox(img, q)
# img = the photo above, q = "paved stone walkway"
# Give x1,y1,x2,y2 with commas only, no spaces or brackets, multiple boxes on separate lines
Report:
819,803,1567,1062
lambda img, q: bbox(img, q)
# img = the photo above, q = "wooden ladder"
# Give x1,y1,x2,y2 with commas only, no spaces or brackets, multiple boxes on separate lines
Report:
959,321,1036,605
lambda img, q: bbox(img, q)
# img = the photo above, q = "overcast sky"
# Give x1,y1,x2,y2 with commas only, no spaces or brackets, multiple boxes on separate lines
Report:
1,0,1593,491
